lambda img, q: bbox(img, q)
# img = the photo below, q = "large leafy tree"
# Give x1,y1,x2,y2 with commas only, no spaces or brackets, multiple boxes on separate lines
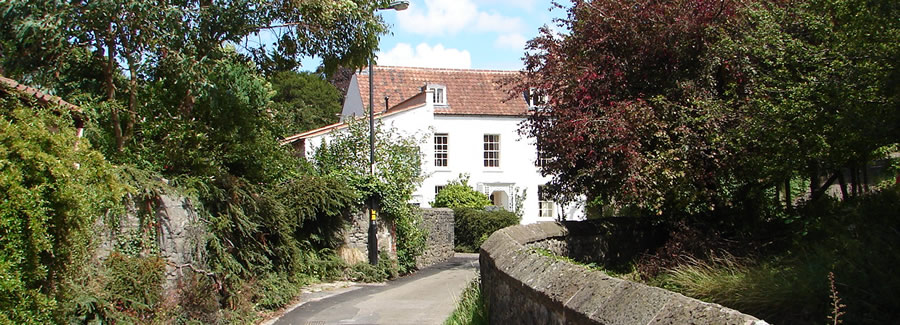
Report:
269,70,343,136
518,0,898,218
0,0,390,154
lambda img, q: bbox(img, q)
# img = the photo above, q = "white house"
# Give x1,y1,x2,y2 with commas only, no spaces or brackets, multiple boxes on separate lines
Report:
282,66,584,224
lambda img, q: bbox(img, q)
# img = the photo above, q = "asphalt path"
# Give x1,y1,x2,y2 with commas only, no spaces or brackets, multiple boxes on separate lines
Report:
273,253,479,325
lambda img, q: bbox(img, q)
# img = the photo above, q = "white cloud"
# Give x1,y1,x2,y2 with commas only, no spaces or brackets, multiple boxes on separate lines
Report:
377,43,472,69
475,12,526,33
396,0,524,35
396,0,478,35
494,33,527,50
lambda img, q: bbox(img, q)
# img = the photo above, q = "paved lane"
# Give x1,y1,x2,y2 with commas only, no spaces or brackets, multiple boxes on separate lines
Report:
274,253,479,325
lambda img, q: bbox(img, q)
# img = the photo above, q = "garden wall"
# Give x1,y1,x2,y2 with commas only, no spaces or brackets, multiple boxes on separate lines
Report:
479,222,768,325
341,208,454,269
96,194,207,290
416,208,455,269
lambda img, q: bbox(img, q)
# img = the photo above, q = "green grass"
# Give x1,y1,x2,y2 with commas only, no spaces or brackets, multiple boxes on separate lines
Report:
444,277,488,325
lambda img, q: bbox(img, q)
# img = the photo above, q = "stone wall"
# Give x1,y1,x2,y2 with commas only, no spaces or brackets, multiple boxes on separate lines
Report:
96,194,207,290
340,208,454,269
341,209,396,264
480,222,768,325
416,208,454,269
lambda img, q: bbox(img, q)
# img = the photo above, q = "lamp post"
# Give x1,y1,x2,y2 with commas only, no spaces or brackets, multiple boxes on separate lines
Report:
368,0,409,265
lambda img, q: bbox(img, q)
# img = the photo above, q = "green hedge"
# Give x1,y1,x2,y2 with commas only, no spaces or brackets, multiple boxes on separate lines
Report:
453,208,519,253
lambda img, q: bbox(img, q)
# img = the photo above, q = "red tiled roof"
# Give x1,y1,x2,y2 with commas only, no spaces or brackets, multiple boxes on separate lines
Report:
0,75,81,112
358,66,527,116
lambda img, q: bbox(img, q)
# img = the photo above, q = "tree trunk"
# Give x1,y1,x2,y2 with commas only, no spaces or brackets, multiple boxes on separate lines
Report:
837,169,849,201
775,184,781,208
126,57,138,146
863,163,870,193
784,178,791,209
105,24,124,152
809,162,821,196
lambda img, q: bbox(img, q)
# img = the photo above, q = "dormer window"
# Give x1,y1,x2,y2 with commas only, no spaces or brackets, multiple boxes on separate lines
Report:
524,87,548,110
427,83,448,106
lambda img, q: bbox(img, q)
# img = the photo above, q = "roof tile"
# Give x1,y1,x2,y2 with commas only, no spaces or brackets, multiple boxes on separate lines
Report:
358,66,527,116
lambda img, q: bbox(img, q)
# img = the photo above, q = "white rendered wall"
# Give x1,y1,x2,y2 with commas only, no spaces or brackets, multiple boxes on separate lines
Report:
304,92,585,224
420,115,585,224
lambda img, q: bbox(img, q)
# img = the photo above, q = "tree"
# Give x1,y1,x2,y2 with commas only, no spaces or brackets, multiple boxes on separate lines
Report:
269,70,343,137
517,0,899,219
311,119,426,273
0,0,390,153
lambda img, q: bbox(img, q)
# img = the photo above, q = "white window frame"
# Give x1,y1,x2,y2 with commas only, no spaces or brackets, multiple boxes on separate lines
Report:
434,133,448,167
538,185,556,219
428,84,448,106
524,87,549,110
435,185,446,195
483,134,500,167
536,145,551,167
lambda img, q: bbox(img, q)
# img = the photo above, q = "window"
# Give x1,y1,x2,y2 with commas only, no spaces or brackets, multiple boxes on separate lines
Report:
524,87,548,110
434,133,448,167
428,84,447,106
483,134,500,167
536,146,551,167
435,185,446,195
538,185,555,218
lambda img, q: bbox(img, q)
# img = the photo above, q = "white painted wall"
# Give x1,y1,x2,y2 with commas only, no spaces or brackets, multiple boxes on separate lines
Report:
304,90,585,224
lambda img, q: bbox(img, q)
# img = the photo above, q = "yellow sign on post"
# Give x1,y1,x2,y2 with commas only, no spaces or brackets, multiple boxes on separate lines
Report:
370,209,377,221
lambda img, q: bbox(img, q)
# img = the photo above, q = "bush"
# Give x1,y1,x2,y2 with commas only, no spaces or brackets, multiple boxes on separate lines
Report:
103,253,166,319
433,177,491,209
453,208,519,252
0,98,126,323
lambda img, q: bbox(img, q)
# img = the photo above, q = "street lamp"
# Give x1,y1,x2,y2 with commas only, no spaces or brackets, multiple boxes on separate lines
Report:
368,0,409,266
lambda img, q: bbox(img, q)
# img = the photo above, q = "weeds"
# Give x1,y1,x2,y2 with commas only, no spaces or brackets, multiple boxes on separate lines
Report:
444,276,488,325
827,272,845,325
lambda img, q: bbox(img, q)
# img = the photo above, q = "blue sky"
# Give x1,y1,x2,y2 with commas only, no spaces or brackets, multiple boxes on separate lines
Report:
299,0,564,71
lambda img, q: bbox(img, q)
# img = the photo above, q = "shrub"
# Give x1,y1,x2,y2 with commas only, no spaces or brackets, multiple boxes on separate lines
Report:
453,208,519,252
433,177,491,209
0,98,126,323
102,253,166,319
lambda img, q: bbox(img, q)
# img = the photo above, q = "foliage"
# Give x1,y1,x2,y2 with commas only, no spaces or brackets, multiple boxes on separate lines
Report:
0,0,409,321
652,185,900,324
433,175,491,209
444,277,488,325
269,70,344,136
102,253,166,319
311,118,427,273
453,208,519,253
0,97,127,323
517,0,900,221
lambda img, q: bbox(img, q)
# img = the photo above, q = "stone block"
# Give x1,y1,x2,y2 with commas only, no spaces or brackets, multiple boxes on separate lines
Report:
591,281,676,325
647,296,765,325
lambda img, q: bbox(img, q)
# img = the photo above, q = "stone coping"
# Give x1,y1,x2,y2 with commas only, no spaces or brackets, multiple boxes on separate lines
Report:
479,222,769,325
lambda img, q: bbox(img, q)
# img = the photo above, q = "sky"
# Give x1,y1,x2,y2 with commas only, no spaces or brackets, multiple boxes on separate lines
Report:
299,0,565,71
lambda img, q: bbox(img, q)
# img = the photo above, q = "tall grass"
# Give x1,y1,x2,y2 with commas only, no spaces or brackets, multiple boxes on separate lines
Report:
444,277,488,325
653,254,826,323
654,185,900,324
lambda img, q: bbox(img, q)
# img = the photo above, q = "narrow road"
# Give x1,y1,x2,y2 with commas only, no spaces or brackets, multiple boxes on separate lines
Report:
273,253,479,325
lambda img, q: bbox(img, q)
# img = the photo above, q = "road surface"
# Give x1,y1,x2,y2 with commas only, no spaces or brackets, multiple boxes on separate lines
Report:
273,253,479,325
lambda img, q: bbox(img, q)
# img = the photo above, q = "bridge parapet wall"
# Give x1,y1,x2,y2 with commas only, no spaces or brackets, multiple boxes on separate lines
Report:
479,221,768,325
